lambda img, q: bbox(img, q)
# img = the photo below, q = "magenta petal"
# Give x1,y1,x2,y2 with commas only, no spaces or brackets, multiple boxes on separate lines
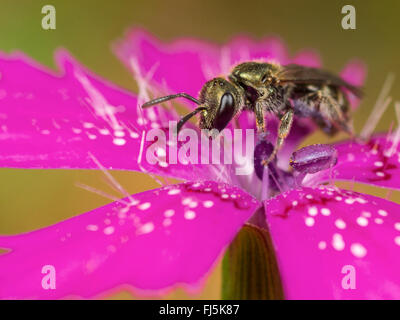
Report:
114,30,291,106
265,186,400,299
310,134,400,190
0,50,208,181
0,181,259,299
340,59,366,88
340,59,367,109
291,49,321,67
114,29,221,101
0,50,148,170
225,36,289,69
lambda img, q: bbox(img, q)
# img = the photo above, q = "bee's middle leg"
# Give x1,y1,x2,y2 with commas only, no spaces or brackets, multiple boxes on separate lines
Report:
254,102,266,133
262,108,294,166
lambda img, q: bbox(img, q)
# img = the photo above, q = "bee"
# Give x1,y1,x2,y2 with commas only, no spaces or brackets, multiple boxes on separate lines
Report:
142,61,362,165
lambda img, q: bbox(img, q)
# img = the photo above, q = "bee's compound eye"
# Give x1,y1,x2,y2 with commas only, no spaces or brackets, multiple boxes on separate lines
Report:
213,92,235,131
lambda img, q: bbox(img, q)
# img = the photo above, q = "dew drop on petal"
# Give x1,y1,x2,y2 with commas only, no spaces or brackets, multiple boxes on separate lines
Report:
234,199,251,210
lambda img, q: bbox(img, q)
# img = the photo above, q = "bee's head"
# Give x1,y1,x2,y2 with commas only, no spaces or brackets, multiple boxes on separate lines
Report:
141,78,242,133
198,78,243,132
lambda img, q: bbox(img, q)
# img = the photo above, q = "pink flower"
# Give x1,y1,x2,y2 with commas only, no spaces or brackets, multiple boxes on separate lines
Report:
1,29,399,300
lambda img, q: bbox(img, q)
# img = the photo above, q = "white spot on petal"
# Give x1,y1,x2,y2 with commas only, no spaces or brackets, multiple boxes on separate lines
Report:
356,216,369,227
168,189,181,195
164,209,175,217
86,224,98,231
378,209,388,217
138,202,151,210
318,241,327,250
138,222,154,234
104,226,115,235
130,131,139,139
321,208,331,216
114,130,125,137
362,211,371,218
99,128,110,135
351,243,367,258
184,210,196,220
305,217,315,227
335,219,346,230
113,138,126,146
308,206,318,216
163,218,172,227
332,233,345,251
203,201,214,208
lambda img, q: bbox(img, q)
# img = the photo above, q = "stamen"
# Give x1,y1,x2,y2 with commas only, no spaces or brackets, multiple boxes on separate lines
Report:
260,165,270,201
88,152,133,201
137,130,164,186
385,189,393,201
386,101,400,157
360,73,395,140
75,183,130,206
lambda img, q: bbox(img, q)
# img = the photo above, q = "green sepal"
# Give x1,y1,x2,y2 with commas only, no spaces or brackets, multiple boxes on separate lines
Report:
222,223,284,299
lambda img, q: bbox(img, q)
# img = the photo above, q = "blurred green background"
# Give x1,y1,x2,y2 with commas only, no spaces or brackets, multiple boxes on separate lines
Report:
0,0,399,299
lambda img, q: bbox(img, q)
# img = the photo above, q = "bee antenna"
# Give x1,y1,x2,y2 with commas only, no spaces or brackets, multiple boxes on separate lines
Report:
142,93,202,109
177,106,207,133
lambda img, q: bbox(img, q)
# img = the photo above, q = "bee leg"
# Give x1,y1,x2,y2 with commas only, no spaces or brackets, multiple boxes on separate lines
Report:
255,102,266,133
318,92,355,138
262,109,294,166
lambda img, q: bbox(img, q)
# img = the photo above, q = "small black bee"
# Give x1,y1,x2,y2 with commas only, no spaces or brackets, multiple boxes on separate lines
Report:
142,62,362,164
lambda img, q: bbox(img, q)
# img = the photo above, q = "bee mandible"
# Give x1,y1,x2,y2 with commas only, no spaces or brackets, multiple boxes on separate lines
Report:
142,61,362,165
